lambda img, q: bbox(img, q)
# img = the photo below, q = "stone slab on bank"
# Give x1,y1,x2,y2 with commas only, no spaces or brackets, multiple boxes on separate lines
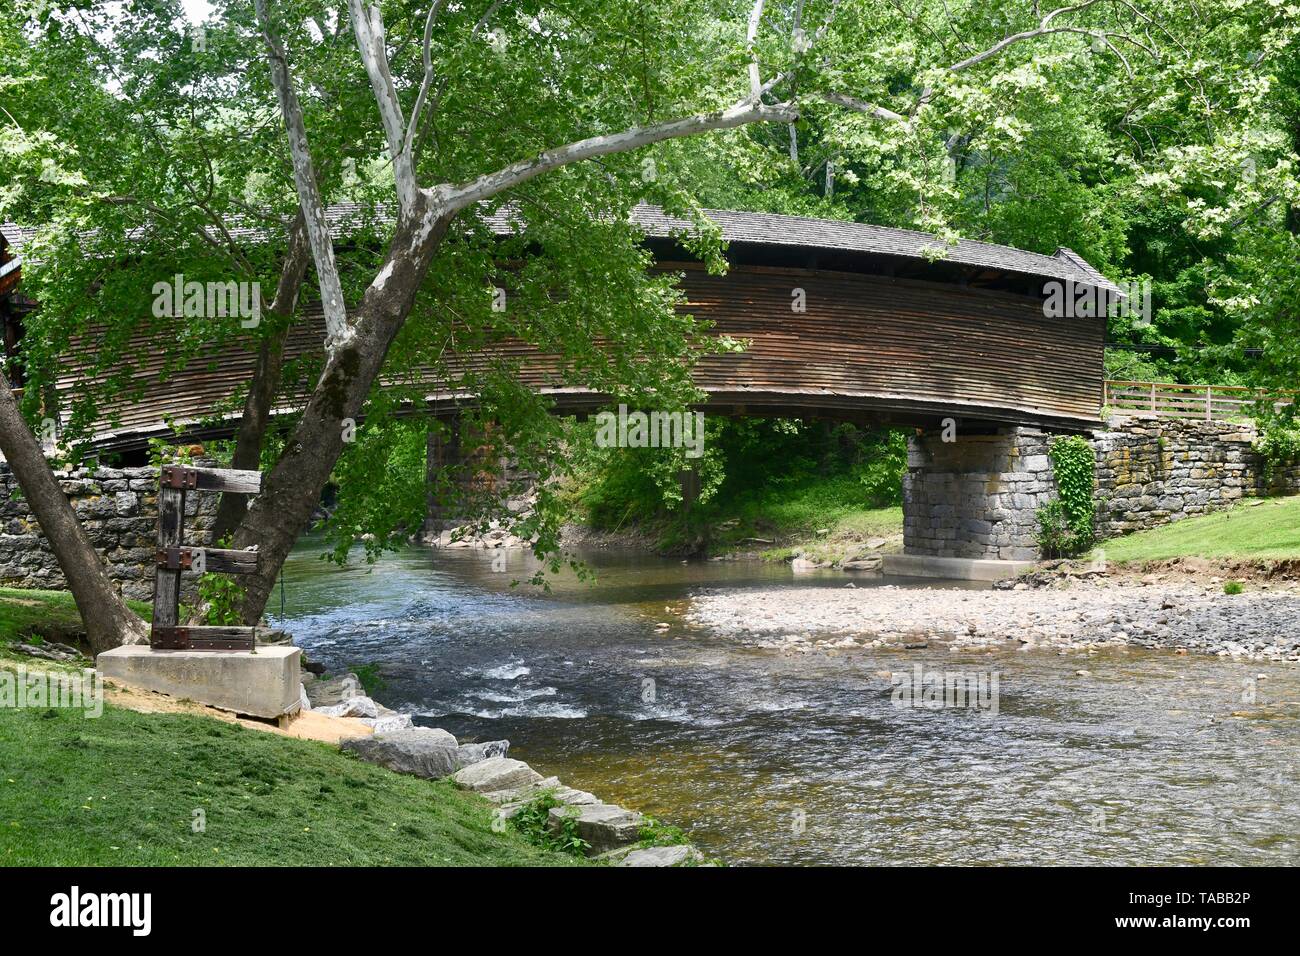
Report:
883,553,1035,581
97,644,301,719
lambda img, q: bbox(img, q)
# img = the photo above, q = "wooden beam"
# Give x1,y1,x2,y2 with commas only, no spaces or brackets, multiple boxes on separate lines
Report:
151,625,258,651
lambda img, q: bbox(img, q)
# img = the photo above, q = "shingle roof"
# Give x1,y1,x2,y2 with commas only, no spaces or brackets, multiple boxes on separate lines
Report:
1,203,1119,293
625,206,1122,294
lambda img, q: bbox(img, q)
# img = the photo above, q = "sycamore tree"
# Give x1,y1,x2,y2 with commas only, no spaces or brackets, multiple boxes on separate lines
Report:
2,0,1288,645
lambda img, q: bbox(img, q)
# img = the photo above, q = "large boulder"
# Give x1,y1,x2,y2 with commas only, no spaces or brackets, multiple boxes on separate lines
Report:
315,695,379,719
362,713,414,734
547,803,644,855
614,845,702,867
491,779,600,819
481,776,561,805
341,727,460,778
305,673,363,708
452,757,542,793
455,740,510,769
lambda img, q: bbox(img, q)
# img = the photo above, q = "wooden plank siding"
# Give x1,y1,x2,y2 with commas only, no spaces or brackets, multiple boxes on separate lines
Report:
51,260,1105,450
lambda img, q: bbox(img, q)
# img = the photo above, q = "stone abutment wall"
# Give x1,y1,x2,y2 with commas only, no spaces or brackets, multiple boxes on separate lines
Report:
0,463,217,601
1092,416,1300,538
903,416,1300,561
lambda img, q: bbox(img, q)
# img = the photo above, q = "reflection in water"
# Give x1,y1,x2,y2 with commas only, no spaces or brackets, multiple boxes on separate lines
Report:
275,541,1300,865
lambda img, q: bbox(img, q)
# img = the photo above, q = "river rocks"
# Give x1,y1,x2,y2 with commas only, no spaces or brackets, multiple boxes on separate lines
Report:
305,673,364,708
482,775,560,805
455,740,510,768
9,640,83,661
610,845,703,867
491,779,601,821
452,756,543,793
842,556,882,571
547,803,645,855
341,727,460,778
686,578,1300,662
316,695,380,719
362,713,414,734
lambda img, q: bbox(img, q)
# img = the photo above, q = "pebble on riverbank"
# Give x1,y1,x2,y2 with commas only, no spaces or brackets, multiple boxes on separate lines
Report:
686,573,1300,662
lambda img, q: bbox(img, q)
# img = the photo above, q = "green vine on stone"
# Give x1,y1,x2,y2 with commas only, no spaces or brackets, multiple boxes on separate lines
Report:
1037,435,1095,558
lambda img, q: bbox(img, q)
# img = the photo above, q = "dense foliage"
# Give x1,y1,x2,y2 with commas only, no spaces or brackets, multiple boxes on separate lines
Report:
572,418,907,547
2,0,1297,570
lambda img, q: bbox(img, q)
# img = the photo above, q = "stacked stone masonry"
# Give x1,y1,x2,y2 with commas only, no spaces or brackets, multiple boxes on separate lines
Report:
1092,416,1300,537
905,417,1300,561
0,463,217,600
903,427,1057,562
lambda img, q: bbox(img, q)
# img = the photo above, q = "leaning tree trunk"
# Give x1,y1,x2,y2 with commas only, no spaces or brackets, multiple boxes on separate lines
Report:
210,214,310,542
0,383,149,653
230,204,452,623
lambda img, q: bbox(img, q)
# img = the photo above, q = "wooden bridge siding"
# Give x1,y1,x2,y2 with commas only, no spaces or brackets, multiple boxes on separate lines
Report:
54,262,1104,445
423,263,1104,422
672,265,1103,421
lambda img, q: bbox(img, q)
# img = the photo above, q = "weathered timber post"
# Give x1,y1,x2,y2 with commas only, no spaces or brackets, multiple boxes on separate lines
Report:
151,464,264,651
151,465,188,632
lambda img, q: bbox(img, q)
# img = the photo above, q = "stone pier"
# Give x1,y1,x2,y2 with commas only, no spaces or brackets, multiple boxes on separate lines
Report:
887,427,1058,579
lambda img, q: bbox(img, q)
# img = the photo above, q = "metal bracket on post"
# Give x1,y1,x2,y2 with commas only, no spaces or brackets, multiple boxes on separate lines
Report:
152,626,257,651
160,465,198,490
155,547,194,571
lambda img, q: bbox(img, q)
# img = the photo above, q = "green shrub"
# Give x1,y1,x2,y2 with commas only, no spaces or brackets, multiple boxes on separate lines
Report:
1223,580,1244,595
1254,421,1300,485
1036,500,1085,558
509,791,590,857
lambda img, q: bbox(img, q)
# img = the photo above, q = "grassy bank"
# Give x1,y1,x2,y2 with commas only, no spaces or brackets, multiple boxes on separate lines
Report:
0,702,580,866
1,586,149,655
709,477,903,562
0,588,581,866
1095,496,1300,563
570,420,907,560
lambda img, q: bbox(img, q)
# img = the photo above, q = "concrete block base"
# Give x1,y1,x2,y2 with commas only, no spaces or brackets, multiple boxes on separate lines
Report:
97,645,301,719
883,554,1035,582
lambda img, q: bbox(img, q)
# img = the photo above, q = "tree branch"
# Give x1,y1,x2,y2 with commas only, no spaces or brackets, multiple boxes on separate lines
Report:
439,100,798,213
404,0,449,160
348,0,419,211
254,0,351,349
746,0,767,99
947,0,1107,72
819,91,906,123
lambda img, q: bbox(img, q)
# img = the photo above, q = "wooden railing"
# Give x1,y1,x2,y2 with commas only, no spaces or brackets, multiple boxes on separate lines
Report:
1103,380,1295,421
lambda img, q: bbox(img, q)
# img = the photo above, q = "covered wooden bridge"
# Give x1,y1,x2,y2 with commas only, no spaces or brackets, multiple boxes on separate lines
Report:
2,207,1116,572
3,205,1113,450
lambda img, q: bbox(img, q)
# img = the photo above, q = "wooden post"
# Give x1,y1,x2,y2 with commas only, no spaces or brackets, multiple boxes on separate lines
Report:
1150,382,1156,414
150,464,264,650
1206,386,1213,421
151,482,185,631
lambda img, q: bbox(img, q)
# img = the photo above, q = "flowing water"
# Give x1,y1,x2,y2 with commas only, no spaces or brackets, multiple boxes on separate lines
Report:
275,540,1300,865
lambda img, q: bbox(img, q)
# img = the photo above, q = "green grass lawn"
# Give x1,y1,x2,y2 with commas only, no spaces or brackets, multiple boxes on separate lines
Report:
0,586,149,651
1094,496,1300,563
0,587,581,866
0,702,582,866
705,474,904,560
